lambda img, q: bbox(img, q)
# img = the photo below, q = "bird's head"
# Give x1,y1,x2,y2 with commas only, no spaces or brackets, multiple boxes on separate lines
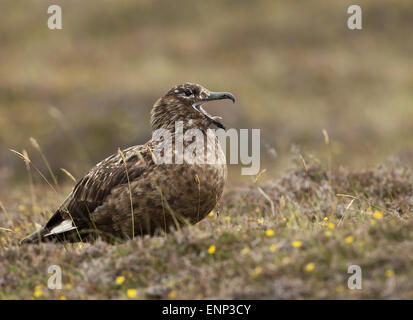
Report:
151,83,235,131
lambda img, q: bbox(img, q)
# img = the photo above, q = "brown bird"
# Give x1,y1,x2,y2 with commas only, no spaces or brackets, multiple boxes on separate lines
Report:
21,83,235,244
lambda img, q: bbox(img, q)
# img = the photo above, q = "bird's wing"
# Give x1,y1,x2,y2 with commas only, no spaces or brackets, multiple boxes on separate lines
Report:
44,145,154,233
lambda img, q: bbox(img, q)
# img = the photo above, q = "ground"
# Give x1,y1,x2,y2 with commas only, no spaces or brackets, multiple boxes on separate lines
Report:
1,156,412,299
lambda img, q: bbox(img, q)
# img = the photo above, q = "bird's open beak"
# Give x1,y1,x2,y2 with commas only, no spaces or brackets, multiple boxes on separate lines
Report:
202,92,235,104
193,91,235,129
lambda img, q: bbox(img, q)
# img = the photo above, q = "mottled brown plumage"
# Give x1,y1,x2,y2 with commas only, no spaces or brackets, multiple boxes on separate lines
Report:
21,83,235,243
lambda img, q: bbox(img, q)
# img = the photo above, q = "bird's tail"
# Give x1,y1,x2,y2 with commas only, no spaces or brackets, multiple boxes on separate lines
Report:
20,218,81,245
20,227,48,244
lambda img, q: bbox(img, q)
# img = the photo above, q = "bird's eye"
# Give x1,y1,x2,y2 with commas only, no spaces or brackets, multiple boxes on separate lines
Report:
184,89,193,97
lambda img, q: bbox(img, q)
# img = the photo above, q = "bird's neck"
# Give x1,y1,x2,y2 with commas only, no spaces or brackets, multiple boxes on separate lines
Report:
151,99,211,133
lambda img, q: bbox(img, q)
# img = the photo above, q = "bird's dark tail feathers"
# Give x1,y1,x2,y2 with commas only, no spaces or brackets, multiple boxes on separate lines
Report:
20,224,86,244
20,227,49,245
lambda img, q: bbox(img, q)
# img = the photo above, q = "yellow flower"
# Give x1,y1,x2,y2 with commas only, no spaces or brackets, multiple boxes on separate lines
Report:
282,217,287,222
269,244,277,252
257,218,264,224
207,245,216,254
116,276,125,285
18,205,26,212
59,296,67,300
251,266,262,278
323,217,328,221
127,289,137,298
265,229,275,237
65,283,73,290
328,222,335,229
304,262,315,272
292,240,302,248
208,211,214,217
241,247,250,255
14,227,21,232
324,230,333,237
168,290,178,299
224,216,231,222
345,236,354,244
255,207,260,214
32,205,42,214
385,269,394,277
336,284,344,293
33,284,43,298
373,211,383,219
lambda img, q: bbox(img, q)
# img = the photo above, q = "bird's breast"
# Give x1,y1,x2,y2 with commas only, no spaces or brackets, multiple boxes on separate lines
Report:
151,131,227,221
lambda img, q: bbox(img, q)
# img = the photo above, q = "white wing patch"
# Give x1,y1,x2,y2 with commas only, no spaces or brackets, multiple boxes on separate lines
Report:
44,219,77,236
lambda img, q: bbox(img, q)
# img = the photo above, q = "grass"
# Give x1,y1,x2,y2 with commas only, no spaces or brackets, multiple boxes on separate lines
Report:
1,155,412,299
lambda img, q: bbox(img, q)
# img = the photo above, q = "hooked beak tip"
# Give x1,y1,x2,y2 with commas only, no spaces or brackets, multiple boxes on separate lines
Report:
225,93,236,104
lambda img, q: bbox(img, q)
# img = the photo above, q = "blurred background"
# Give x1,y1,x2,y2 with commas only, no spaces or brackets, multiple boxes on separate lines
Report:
1,0,413,187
